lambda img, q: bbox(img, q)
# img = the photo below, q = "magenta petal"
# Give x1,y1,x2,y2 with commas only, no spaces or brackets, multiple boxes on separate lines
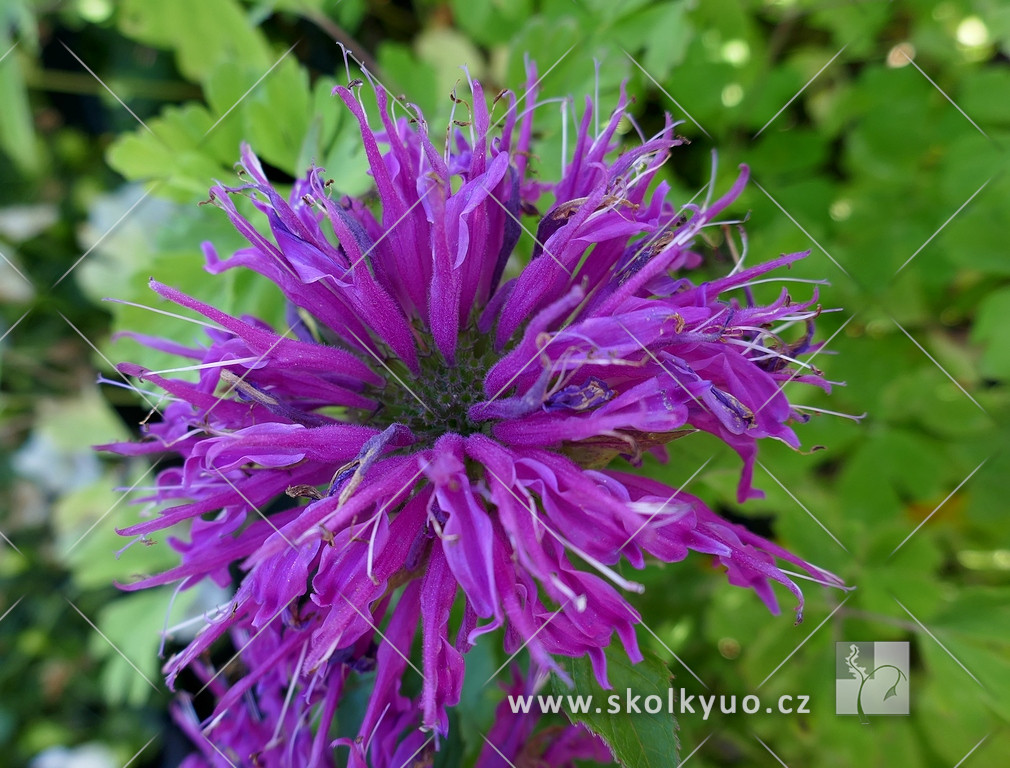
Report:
419,546,465,734
426,435,498,619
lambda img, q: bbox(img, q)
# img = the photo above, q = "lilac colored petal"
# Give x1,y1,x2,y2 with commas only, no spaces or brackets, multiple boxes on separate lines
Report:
426,435,498,619
419,546,465,733
150,280,382,386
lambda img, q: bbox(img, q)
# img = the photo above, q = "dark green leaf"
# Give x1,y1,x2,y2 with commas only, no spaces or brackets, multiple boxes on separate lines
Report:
552,646,679,767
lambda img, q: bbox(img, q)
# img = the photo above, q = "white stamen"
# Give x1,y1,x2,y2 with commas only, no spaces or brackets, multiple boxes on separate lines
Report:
726,338,815,370
99,377,179,403
703,151,718,210
779,567,846,588
548,574,585,611
269,642,308,747
594,58,601,136
160,605,232,639
147,357,261,376
792,404,866,422
560,100,568,177
739,277,830,288
103,298,223,330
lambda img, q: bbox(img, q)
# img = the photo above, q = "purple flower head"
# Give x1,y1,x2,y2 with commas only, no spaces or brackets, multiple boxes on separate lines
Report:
102,62,844,766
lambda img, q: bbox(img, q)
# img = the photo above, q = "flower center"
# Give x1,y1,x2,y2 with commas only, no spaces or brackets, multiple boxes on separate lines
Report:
371,332,497,441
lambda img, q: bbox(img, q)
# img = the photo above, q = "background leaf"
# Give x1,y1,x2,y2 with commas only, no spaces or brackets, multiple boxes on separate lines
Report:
553,647,679,767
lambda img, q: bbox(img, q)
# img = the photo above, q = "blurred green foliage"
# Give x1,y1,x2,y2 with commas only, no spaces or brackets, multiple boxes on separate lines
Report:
2,0,1009,766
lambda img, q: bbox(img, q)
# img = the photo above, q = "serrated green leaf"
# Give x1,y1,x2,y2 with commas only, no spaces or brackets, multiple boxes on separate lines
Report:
106,103,239,200
94,588,202,706
117,0,271,83
552,646,678,767
612,1,692,82
244,56,313,172
450,0,534,47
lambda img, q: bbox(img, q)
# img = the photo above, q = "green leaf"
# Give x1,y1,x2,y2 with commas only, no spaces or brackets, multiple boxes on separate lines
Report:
958,67,1010,126
0,34,42,175
107,48,319,200
415,27,487,104
93,588,201,705
552,646,679,767
748,129,829,178
575,0,652,25
920,635,1010,724
609,1,694,82
32,387,128,453
455,637,501,763
106,102,239,200
837,430,948,526
930,587,1010,643
117,0,271,83
376,42,440,119
244,56,313,172
972,287,1010,379
450,0,534,47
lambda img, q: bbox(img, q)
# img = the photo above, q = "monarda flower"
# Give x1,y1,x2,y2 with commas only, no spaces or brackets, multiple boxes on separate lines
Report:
102,63,843,767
